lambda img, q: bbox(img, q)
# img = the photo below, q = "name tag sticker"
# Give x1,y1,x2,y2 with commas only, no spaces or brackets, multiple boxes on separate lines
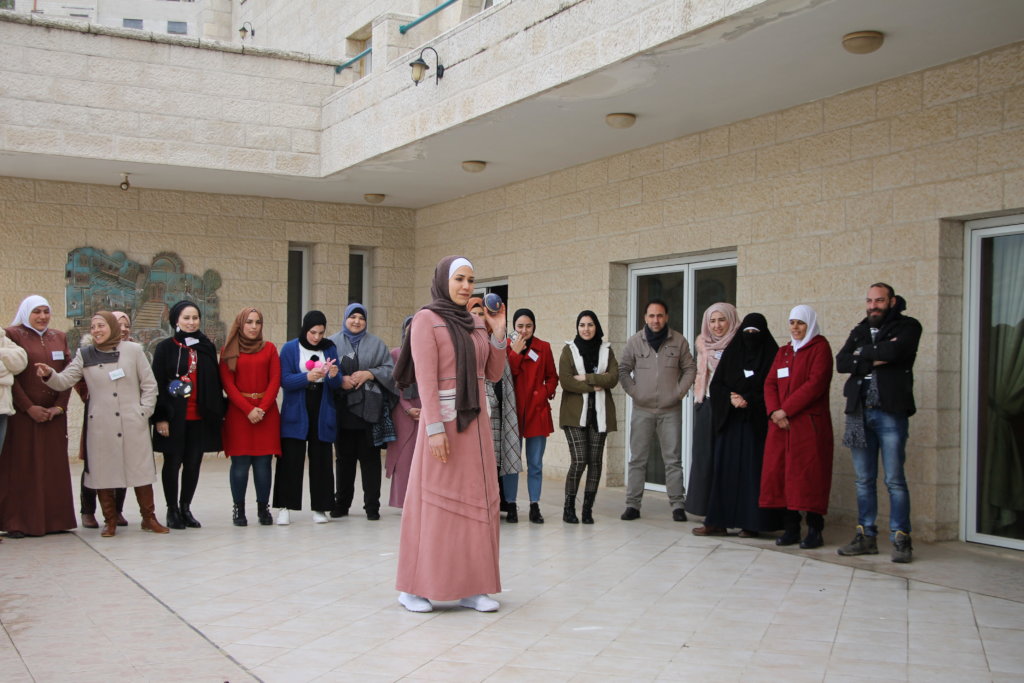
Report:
777,367,790,378
108,368,126,381
527,349,539,362
51,350,65,361
743,369,754,378
184,337,199,347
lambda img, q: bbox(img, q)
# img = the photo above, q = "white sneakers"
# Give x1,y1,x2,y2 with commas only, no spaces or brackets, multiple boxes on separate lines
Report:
397,592,500,613
398,592,433,613
458,594,500,612
276,509,333,525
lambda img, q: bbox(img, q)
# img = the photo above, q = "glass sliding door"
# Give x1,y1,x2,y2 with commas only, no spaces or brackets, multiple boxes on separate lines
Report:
965,217,1024,550
626,257,736,491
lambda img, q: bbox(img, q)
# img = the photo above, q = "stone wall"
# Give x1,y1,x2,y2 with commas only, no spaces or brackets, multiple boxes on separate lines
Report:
414,41,1024,540
0,13,341,176
0,176,416,450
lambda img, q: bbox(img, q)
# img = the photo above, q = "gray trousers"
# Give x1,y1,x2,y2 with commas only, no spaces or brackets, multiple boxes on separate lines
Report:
626,406,685,509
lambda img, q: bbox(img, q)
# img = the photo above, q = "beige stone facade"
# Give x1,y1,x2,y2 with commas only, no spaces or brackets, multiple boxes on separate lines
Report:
1,2,1023,543
415,42,1024,541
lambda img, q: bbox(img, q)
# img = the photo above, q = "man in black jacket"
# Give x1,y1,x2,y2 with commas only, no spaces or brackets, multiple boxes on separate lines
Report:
835,283,922,563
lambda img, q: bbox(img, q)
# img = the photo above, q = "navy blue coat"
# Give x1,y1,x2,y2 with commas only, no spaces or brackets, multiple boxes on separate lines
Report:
279,339,343,443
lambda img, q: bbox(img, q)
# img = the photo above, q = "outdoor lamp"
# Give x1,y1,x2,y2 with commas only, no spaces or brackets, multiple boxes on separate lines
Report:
410,47,444,86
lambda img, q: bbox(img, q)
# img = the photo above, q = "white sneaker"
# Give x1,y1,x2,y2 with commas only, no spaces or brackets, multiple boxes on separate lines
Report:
276,508,290,525
458,594,499,612
398,592,433,613
312,511,330,524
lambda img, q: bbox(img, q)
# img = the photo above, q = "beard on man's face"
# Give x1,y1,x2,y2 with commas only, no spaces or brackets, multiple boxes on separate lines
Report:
867,302,890,324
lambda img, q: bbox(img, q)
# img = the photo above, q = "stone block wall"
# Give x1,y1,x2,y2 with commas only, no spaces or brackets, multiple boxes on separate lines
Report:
0,13,341,176
0,175,416,451
414,42,1024,540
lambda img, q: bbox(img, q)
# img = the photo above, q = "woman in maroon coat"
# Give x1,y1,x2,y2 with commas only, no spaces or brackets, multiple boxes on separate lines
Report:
219,307,281,527
507,308,557,523
761,305,833,549
0,295,76,538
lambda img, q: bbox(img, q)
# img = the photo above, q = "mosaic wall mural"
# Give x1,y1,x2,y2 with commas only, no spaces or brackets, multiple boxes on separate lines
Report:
64,248,225,355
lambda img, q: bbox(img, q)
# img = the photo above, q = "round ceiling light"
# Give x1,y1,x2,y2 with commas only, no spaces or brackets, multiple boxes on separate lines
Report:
842,31,884,55
605,113,637,129
461,160,487,173
363,193,386,204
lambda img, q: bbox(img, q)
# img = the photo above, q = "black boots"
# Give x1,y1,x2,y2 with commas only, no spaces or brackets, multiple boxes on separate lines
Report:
505,504,518,523
529,502,544,524
232,504,248,527
776,510,801,546
180,504,201,528
166,505,185,530
581,492,596,524
563,495,579,524
800,513,825,549
257,504,273,526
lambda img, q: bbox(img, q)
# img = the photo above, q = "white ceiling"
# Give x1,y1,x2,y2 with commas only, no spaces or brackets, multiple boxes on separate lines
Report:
3,0,1024,209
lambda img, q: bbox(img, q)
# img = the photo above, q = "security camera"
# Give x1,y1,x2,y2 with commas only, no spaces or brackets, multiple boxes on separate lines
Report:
119,173,131,191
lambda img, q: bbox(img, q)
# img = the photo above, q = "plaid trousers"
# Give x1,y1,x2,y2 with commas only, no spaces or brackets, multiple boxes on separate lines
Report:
563,424,608,496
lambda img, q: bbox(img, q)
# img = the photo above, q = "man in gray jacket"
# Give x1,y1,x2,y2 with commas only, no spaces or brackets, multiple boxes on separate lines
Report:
618,299,697,521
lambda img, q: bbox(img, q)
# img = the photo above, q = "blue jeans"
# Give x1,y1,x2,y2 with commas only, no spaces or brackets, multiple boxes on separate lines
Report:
505,436,546,503
229,455,273,506
850,409,911,538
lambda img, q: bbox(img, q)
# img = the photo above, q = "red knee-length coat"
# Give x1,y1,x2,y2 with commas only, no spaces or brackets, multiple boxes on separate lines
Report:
507,338,557,439
219,343,282,456
760,334,834,515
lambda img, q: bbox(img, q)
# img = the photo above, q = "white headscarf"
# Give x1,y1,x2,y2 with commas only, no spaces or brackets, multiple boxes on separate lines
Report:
448,257,473,278
11,295,51,336
788,304,820,353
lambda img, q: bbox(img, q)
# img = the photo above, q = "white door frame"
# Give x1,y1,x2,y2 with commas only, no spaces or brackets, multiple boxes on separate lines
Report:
625,254,737,492
962,214,1024,550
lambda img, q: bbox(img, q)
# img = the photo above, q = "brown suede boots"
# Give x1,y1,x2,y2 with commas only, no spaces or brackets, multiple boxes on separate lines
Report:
136,485,170,534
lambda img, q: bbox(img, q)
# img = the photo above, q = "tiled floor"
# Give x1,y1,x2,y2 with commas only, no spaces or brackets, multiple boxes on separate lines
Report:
3,458,1024,682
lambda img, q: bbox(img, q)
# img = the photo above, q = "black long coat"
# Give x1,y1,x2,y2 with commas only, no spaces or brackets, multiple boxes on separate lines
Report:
150,336,224,453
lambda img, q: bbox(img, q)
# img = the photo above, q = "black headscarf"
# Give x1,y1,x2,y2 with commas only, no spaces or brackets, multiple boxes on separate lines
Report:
166,299,222,421
710,312,778,436
512,308,536,354
394,256,479,433
299,310,334,351
573,310,604,373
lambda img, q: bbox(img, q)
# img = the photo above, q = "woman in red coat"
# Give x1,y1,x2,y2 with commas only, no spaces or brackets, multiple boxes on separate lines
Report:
219,307,281,526
507,308,557,523
761,305,834,549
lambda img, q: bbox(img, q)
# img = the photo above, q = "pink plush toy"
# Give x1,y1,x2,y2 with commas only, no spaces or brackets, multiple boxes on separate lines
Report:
305,359,325,371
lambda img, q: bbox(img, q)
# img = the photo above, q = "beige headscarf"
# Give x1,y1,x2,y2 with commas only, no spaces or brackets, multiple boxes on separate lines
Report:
693,302,739,402
91,312,121,353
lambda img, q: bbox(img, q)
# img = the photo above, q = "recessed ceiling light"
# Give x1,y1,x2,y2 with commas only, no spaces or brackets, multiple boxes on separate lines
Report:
605,113,637,129
461,160,487,173
842,31,884,55
363,193,386,204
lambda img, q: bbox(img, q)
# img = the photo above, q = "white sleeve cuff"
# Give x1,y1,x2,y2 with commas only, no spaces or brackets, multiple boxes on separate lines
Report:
425,422,445,436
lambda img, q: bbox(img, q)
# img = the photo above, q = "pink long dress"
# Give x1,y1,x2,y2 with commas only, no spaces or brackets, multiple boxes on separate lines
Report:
396,309,505,601
385,347,421,508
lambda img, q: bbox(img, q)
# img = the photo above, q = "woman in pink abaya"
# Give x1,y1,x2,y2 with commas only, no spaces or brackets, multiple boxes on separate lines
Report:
393,256,507,613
